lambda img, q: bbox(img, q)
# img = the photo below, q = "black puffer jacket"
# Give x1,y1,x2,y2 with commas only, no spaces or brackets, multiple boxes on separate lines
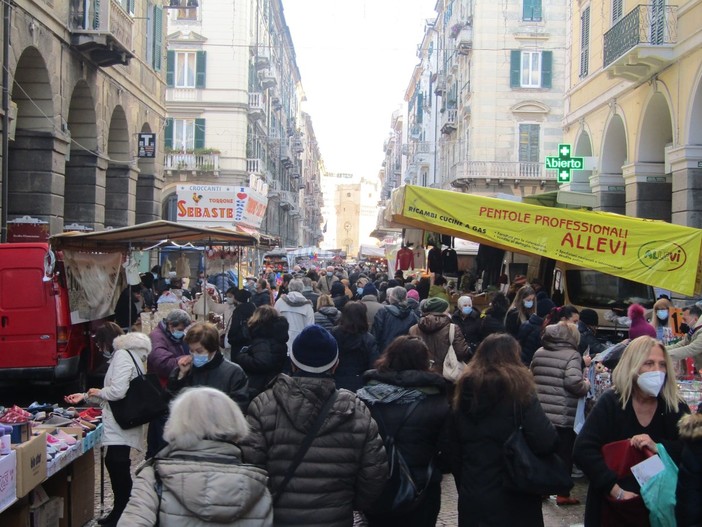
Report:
450,381,558,526
451,308,482,351
517,314,545,365
358,369,450,486
251,290,272,307
226,302,256,355
167,351,249,411
372,304,419,353
241,374,388,527
577,320,606,357
314,306,341,331
331,328,379,393
479,306,507,340
231,316,289,402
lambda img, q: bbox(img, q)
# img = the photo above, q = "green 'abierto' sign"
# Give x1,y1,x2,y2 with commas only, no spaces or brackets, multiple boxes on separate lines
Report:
545,144,583,183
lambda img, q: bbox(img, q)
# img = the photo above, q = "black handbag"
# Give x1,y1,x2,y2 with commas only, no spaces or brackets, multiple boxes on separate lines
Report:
502,404,573,496
365,399,434,515
108,350,169,430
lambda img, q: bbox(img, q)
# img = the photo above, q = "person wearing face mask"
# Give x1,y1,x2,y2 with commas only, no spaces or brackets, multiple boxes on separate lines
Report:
668,305,702,373
146,309,192,458
224,288,256,357
452,295,482,356
573,336,690,525
650,297,675,344
504,285,536,338
168,322,249,412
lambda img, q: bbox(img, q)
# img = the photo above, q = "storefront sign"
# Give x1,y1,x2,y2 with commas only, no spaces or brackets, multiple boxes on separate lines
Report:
7,216,49,242
389,185,702,296
137,133,156,158
545,144,583,184
176,185,268,229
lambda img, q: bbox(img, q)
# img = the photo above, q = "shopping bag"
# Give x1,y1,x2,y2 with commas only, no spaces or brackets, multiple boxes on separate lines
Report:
442,324,465,382
601,439,653,526
573,397,586,434
640,444,678,527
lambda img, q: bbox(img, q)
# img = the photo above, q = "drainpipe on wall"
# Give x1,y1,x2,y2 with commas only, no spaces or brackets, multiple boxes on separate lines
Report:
1,1,11,242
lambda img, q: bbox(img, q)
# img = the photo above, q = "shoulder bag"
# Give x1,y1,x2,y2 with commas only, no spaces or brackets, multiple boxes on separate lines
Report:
364,399,435,515
108,350,169,430
272,390,338,505
443,324,465,382
503,402,573,496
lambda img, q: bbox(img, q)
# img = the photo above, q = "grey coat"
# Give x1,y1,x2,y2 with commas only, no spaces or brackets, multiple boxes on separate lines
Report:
241,374,388,527
118,440,273,526
530,325,589,428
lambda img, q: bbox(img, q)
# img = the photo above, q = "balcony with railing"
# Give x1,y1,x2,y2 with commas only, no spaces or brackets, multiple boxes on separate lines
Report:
69,0,134,67
246,158,263,175
603,4,678,81
441,109,458,135
450,161,552,186
165,152,220,173
248,92,265,120
457,27,473,55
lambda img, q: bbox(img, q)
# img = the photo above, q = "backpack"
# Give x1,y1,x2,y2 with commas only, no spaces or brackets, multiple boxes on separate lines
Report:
364,399,434,515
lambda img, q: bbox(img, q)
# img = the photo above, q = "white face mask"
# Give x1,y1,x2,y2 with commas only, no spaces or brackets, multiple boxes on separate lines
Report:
637,371,666,397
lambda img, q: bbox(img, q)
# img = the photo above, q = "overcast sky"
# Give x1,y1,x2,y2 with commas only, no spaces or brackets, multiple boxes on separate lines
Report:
282,0,436,181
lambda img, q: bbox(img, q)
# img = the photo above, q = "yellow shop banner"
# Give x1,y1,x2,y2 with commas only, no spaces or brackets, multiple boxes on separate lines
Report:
389,185,702,296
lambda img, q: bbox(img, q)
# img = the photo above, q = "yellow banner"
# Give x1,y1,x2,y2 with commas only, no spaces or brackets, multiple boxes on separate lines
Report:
389,185,702,296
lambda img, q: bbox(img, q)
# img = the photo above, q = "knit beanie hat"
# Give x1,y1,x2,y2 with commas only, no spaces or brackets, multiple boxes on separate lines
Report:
407,289,420,301
536,298,555,318
579,308,599,327
423,297,449,314
628,304,656,339
362,283,378,297
233,289,251,303
291,325,339,373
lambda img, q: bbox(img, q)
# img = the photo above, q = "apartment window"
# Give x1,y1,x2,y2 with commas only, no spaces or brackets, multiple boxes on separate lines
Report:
116,0,135,14
166,51,206,88
177,4,198,20
519,124,540,163
510,50,552,88
164,118,206,150
580,7,590,78
523,0,542,21
612,0,623,24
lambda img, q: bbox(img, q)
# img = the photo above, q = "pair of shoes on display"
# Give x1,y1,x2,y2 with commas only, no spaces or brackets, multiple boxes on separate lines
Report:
45,433,69,452
28,401,56,413
52,407,77,419
79,407,102,422
0,409,30,424
556,495,581,506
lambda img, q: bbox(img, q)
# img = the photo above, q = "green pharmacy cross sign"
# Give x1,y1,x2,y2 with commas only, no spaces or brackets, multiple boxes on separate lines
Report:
545,144,584,183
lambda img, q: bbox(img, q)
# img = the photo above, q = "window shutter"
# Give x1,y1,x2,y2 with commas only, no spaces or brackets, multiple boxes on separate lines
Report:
533,0,542,21
153,7,163,71
612,0,623,23
417,92,423,124
196,51,207,88
166,51,175,86
194,118,206,149
127,0,135,15
510,50,521,88
580,7,590,78
164,118,174,149
541,51,552,88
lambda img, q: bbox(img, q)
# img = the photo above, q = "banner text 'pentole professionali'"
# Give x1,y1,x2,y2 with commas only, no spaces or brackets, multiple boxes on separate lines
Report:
389,185,702,296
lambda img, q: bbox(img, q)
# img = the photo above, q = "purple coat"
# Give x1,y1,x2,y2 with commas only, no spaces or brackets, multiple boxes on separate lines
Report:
148,322,189,386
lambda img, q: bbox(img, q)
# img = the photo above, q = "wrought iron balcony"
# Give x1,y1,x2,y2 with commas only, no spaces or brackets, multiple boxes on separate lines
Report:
254,46,270,70
603,4,678,81
165,152,220,173
70,0,134,67
441,109,458,135
457,27,473,55
449,161,552,186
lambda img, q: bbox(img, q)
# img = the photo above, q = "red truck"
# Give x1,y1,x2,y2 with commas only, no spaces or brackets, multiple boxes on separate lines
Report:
0,243,102,389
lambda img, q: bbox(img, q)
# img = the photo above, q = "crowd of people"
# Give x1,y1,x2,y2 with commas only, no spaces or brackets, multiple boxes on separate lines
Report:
65,261,702,527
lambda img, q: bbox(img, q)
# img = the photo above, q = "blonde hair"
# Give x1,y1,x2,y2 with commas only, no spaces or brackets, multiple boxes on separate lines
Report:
651,298,673,330
317,294,333,309
508,285,536,323
163,387,249,449
611,336,682,412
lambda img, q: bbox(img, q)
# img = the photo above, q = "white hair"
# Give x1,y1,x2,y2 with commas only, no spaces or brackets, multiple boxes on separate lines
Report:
163,387,249,450
387,286,407,305
288,278,304,293
457,295,472,308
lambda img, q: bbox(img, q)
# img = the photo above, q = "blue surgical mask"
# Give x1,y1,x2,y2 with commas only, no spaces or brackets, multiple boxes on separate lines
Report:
656,310,669,320
171,330,185,340
192,354,209,368
357,287,364,296
523,300,534,309
462,306,472,315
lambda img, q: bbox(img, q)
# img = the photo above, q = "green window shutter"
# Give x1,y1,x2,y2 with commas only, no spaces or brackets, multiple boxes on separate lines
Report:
533,0,542,21
194,118,206,149
510,50,521,88
127,0,135,15
166,50,175,86
196,51,207,88
164,118,174,149
153,7,163,71
541,51,552,88
417,92,423,124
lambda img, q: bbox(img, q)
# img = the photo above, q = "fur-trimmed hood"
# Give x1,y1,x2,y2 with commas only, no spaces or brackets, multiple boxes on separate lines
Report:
678,413,702,441
113,332,152,354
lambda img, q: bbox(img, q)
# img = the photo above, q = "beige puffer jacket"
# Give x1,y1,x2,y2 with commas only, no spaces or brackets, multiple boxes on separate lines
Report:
241,374,388,527
117,440,273,526
530,324,589,428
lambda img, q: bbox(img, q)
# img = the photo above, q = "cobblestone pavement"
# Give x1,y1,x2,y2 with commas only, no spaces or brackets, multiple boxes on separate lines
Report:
89,448,588,527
